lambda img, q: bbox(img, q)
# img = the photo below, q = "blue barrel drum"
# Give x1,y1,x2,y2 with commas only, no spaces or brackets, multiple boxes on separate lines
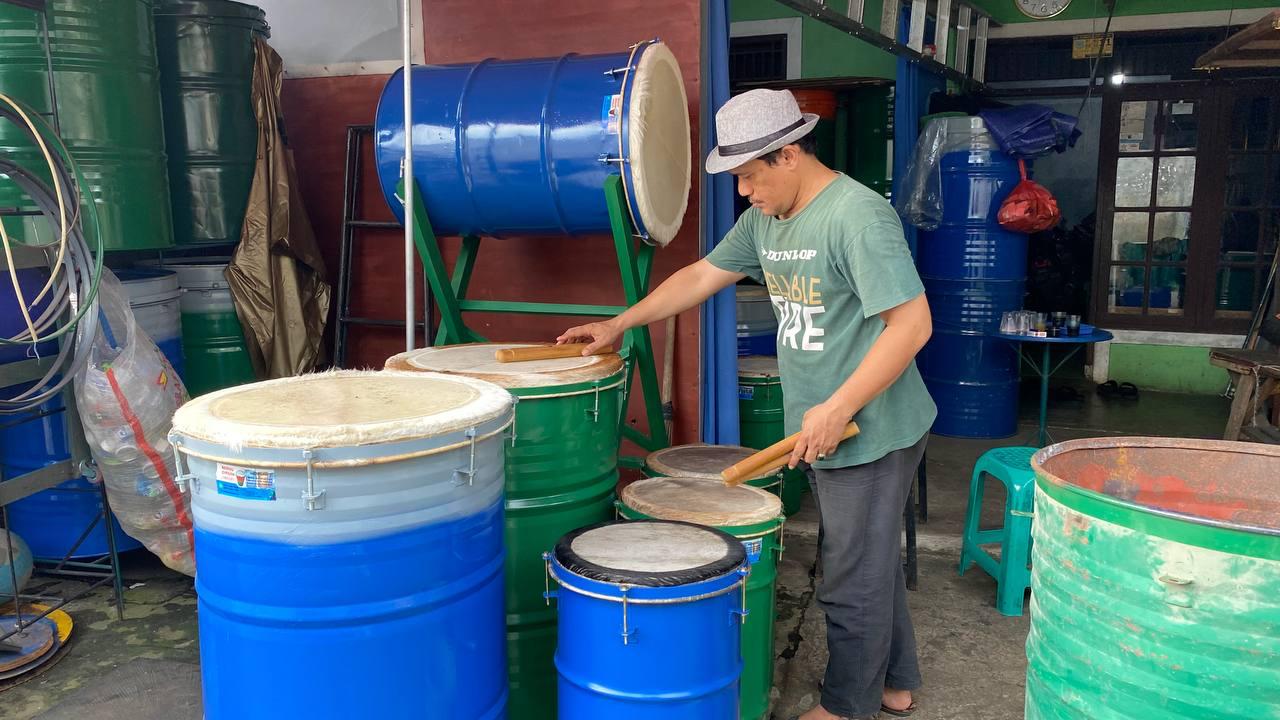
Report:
915,117,1025,438
549,520,748,719
374,40,691,246
170,370,515,719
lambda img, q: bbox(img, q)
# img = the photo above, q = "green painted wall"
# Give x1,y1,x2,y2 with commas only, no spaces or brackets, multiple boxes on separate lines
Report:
973,0,1277,24
731,0,897,80
1106,344,1229,395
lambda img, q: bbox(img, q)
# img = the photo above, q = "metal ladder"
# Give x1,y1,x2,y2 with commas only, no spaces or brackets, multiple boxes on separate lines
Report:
332,124,433,369
774,0,992,86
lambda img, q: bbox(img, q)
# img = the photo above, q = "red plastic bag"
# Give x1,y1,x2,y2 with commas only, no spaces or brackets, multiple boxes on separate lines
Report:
998,159,1061,233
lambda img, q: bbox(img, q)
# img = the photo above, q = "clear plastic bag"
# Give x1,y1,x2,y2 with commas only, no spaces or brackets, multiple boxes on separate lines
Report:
895,116,1002,231
73,269,194,576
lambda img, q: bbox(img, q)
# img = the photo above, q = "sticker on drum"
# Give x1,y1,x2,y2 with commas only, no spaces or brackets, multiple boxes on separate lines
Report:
738,385,754,401
742,537,763,565
216,463,276,501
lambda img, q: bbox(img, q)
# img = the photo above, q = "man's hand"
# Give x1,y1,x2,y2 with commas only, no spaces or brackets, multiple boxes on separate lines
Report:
556,319,623,355
790,399,854,467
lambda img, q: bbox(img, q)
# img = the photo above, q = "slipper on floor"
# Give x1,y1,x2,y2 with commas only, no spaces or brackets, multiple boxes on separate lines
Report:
1096,380,1120,398
1118,382,1140,400
880,701,918,717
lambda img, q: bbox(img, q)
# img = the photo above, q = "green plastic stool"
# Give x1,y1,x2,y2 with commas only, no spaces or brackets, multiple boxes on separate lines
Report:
958,446,1038,617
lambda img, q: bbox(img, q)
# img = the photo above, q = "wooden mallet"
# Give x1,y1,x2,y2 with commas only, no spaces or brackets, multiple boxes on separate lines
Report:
721,422,860,486
494,343,612,363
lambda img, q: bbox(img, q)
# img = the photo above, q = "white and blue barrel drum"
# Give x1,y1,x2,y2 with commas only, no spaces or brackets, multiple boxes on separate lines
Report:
169,370,515,719
548,520,749,719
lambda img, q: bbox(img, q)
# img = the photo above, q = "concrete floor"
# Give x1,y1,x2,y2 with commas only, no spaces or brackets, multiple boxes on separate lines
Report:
1,378,1230,719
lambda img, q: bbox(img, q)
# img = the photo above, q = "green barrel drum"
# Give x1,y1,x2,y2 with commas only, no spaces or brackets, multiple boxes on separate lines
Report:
385,343,624,720
618,476,785,720
644,443,783,497
149,259,255,396
154,0,269,246
1028,437,1280,719
0,0,174,250
737,355,807,515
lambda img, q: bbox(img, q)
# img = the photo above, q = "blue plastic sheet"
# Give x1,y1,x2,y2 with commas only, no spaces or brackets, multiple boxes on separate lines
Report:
979,104,1081,159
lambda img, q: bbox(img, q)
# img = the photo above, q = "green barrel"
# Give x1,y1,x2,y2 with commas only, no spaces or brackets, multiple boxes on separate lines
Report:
0,0,174,250
618,476,785,720
848,86,895,200
385,344,623,720
737,355,807,516
1028,437,1280,719
154,0,268,246
144,258,255,396
644,443,783,497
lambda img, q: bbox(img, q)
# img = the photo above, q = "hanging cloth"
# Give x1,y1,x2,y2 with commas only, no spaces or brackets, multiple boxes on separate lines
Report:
227,37,331,379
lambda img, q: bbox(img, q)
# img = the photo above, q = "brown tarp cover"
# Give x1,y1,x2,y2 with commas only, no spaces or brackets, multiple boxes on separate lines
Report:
227,37,330,379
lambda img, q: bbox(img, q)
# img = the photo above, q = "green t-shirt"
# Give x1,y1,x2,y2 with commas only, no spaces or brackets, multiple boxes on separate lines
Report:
708,174,936,468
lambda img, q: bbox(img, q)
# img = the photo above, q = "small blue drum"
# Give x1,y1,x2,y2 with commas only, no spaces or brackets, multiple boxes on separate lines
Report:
170,370,514,719
548,520,748,719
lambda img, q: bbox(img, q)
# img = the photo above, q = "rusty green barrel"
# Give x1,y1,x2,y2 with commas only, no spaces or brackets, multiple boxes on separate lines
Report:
618,477,785,720
385,344,623,720
738,355,807,515
154,0,268,246
0,0,173,250
644,443,783,498
1029,438,1280,719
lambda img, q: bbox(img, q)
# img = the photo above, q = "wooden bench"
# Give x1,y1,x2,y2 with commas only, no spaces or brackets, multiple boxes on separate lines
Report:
1211,317,1280,444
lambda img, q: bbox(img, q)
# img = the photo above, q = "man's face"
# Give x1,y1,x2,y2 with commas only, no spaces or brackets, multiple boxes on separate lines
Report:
729,149,802,218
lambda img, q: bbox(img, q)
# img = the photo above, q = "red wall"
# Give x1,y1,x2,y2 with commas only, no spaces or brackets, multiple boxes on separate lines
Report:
280,0,703,447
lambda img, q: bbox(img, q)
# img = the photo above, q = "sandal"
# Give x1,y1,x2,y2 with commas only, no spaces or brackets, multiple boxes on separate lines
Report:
1096,380,1120,398
880,701,919,717
1118,382,1140,400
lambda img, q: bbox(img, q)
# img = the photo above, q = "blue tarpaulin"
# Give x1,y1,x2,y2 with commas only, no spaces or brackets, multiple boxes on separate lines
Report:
979,104,1082,159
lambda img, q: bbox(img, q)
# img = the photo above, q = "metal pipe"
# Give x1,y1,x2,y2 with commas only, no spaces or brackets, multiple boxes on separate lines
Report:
402,0,415,352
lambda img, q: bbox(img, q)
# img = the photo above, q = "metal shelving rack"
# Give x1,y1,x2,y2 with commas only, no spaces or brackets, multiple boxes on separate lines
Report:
0,0,126,648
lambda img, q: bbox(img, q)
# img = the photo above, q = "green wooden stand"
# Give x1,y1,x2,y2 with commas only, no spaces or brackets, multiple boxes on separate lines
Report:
398,175,670,465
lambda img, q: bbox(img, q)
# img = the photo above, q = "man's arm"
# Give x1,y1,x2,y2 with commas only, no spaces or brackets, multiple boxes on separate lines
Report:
557,259,746,354
790,293,932,466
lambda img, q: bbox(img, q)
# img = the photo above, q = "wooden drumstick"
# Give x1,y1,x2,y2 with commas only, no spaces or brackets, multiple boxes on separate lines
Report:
495,344,612,363
721,422,860,486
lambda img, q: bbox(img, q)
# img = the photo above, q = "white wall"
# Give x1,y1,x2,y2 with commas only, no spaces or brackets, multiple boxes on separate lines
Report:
254,0,423,77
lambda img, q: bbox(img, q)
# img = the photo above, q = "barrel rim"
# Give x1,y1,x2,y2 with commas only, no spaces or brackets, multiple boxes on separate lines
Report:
554,520,747,588
1033,437,1280,554
153,0,269,29
737,354,780,380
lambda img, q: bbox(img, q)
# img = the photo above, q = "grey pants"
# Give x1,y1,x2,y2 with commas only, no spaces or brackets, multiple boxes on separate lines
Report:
807,434,927,718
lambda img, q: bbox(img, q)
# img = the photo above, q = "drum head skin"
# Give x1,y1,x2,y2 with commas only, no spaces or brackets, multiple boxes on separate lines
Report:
384,343,623,389
621,477,782,527
554,520,746,587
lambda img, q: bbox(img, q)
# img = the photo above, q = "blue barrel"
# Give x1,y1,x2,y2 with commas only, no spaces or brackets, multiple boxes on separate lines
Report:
550,520,747,719
116,268,185,378
171,370,515,719
736,285,777,357
915,117,1024,439
1,266,143,559
374,40,691,246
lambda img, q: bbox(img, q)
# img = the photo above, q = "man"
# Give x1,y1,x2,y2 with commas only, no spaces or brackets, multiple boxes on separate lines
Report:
558,88,935,720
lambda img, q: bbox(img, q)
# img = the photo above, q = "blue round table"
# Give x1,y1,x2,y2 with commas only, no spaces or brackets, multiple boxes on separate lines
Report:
993,330,1114,447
